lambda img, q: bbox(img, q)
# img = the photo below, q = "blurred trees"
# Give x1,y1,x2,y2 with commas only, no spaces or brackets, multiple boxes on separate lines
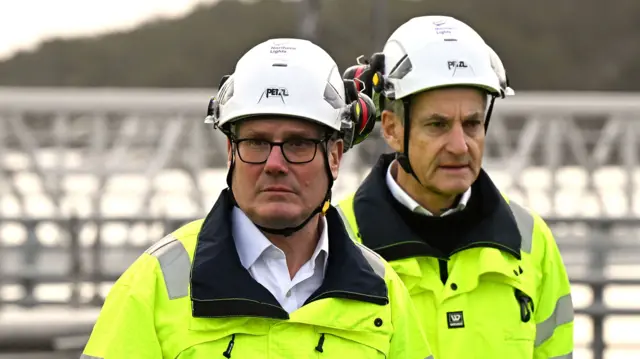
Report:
1,0,639,91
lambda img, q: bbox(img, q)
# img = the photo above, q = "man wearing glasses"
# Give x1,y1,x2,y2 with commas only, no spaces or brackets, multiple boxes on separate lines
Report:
80,38,433,358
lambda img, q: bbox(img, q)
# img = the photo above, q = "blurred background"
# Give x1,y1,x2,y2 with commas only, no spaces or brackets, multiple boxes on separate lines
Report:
1,0,639,358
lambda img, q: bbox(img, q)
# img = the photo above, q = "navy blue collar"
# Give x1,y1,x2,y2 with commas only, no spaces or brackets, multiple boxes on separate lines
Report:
190,188,389,319
353,153,522,261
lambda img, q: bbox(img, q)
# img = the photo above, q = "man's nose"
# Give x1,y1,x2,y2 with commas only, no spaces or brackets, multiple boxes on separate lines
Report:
445,123,469,156
263,145,289,174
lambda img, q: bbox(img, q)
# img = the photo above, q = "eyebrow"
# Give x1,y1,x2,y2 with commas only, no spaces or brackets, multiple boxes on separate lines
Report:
422,112,483,122
239,128,321,139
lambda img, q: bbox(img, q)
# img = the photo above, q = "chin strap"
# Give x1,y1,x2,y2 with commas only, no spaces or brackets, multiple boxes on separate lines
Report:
395,98,423,185
254,196,330,237
227,142,334,237
484,96,496,131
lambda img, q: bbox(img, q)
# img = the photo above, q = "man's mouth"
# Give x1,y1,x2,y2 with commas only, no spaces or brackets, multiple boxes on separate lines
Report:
439,165,469,170
262,186,294,193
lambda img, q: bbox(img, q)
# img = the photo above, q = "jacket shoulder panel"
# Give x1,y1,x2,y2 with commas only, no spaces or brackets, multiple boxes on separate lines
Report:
145,234,191,300
144,220,204,300
506,200,535,254
506,199,556,253
353,241,386,280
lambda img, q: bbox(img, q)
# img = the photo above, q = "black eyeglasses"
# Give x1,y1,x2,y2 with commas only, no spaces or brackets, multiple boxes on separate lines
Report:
233,138,327,164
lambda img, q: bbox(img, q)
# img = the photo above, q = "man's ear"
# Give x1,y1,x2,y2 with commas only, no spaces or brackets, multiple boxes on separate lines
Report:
226,139,233,168
328,139,344,181
381,110,403,152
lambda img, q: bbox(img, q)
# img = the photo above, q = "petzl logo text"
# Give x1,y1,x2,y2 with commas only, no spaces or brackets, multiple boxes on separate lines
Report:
447,311,465,329
447,61,468,70
258,87,289,104
266,88,289,98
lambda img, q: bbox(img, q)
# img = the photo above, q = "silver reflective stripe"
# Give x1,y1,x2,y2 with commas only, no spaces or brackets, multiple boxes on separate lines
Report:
336,205,358,241
145,233,175,254
424,356,435,359
80,355,103,359
535,294,574,347
550,353,573,359
146,234,191,300
355,243,386,279
508,201,534,253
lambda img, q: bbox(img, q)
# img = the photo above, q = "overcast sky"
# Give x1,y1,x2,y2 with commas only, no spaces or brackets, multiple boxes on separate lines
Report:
0,0,218,60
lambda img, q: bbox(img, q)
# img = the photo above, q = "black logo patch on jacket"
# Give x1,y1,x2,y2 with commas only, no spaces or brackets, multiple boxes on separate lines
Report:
447,311,465,329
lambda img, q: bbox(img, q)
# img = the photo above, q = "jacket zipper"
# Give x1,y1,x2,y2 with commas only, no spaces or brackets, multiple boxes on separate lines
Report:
438,259,448,285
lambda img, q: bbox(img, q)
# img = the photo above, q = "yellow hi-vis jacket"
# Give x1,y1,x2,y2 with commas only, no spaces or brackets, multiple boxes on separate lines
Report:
81,188,433,359
335,154,574,359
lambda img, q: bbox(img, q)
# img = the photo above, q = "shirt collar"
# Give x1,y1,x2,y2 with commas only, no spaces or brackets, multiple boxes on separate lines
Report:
385,160,471,216
311,217,329,274
232,206,329,272
191,188,390,319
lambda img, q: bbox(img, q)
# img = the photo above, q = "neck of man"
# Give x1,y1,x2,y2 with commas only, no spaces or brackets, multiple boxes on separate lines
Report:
263,214,322,279
393,161,459,216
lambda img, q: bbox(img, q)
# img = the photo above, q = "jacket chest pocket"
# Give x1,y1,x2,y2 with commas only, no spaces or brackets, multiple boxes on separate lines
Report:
175,334,268,358
314,330,390,359
467,278,537,358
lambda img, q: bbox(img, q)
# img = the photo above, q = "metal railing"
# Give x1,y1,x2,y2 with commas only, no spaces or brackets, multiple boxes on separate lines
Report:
546,217,640,359
0,217,187,357
2,88,640,219
2,88,640,358
1,217,639,358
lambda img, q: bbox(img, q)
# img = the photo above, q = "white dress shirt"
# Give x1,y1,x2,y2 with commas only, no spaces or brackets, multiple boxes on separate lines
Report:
231,206,329,313
385,160,471,216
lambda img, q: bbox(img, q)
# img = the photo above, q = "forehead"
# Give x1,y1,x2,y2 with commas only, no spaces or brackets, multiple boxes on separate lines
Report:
411,87,487,115
235,117,323,137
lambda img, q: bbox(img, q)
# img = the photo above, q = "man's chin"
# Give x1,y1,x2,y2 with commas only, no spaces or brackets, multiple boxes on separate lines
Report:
251,206,308,230
434,182,472,197
433,172,474,191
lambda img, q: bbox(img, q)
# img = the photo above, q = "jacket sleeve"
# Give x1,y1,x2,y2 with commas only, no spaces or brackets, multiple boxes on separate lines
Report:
81,254,163,359
386,262,434,359
533,218,575,359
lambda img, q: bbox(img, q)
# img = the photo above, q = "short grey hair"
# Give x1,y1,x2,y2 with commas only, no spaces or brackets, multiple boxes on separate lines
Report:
384,98,406,123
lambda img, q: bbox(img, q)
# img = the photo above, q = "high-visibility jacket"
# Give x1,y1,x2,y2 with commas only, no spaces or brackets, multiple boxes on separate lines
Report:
81,188,433,359
336,154,574,359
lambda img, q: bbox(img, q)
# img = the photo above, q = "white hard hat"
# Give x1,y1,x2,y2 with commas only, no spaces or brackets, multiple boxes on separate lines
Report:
206,38,348,132
380,15,514,100
486,43,515,96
